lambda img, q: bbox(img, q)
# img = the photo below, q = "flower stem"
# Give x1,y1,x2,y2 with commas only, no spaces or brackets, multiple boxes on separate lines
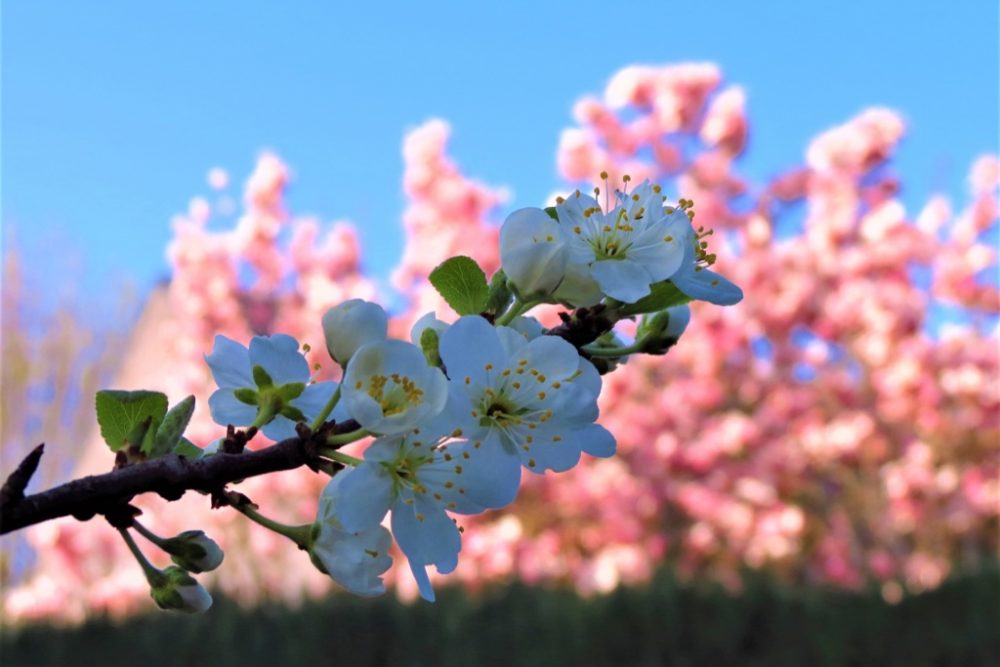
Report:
319,449,364,467
326,428,368,447
496,297,540,326
582,341,645,358
309,385,342,431
118,527,165,586
233,504,311,548
251,397,280,429
131,519,168,550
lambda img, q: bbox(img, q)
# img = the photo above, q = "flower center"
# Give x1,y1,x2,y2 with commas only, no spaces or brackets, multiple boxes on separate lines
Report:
362,373,425,416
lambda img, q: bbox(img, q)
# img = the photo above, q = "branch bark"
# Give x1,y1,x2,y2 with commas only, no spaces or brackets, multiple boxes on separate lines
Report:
0,422,356,536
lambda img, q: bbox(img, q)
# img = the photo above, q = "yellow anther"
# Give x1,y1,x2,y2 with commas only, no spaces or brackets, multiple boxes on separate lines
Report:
528,458,537,467
464,376,471,384
631,194,640,201
451,428,463,437
537,391,547,400
512,381,522,389
552,435,562,442
600,170,609,180
416,513,425,522
302,343,311,353
444,453,453,461
454,465,463,474
434,493,442,501
622,174,631,183
444,481,454,489
484,363,493,371
462,451,470,460
652,184,662,193
664,235,674,242
556,196,565,204
552,382,561,389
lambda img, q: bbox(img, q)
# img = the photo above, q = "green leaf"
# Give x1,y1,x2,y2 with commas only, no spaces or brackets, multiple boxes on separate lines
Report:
484,269,513,316
544,206,559,221
95,390,169,452
149,395,196,458
126,416,154,453
173,438,204,459
429,256,490,315
617,281,692,316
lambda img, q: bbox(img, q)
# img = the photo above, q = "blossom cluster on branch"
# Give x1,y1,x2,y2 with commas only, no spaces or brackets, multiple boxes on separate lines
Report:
3,62,996,623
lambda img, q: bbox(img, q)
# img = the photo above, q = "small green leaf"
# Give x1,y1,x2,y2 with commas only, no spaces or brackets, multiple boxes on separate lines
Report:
149,395,196,458
617,281,692,316
484,269,513,316
252,365,274,388
544,206,559,221
95,390,169,452
126,416,154,452
429,256,490,315
173,438,204,459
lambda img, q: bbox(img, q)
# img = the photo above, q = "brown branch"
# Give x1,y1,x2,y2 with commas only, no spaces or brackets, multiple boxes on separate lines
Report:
0,421,358,536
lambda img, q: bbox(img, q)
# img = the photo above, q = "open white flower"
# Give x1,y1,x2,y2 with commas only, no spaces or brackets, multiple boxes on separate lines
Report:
329,415,518,602
439,316,615,475
500,207,569,297
205,334,338,440
322,299,389,366
311,474,393,597
555,180,690,304
341,339,448,436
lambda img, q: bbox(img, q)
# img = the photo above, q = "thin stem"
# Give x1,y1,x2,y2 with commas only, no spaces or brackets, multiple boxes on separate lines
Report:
320,449,364,467
234,504,311,548
309,385,342,431
131,519,168,550
326,428,368,447
582,341,645,358
496,297,540,326
251,398,280,429
118,527,165,586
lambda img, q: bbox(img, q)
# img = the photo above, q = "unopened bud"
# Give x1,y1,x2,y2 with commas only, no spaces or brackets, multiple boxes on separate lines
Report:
162,530,225,573
150,566,213,613
500,208,569,297
322,300,389,366
638,305,691,354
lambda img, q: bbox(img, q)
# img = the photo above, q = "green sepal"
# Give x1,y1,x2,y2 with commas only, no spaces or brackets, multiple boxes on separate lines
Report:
276,382,305,402
148,395,196,458
544,206,559,221
233,388,258,405
95,390,169,453
252,365,274,388
484,269,514,316
428,256,490,316
280,405,307,423
617,281,691,316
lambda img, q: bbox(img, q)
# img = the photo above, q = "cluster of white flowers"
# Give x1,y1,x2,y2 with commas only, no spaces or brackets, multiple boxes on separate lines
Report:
201,177,742,603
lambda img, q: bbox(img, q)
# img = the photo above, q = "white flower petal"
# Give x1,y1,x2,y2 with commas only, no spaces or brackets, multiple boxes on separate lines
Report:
312,522,393,598
672,266,744,306
519,335,584,381
291,382,339,422
575,423,616,458
500,208,569,296
391,494,461,574
330,463,394,532
439,316,506,385
261,416,299,441
249,334,310,385
205,335,253,389
208,389,257,427
589,258,654,303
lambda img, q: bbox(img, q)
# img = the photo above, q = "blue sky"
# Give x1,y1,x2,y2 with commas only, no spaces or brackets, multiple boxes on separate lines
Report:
3,1,997,311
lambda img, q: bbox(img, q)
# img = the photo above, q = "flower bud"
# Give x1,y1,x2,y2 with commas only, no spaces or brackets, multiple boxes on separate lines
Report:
500,208,569,297
162,530,225,573
150,566,213,613
638,305,691,354
322,300,389,366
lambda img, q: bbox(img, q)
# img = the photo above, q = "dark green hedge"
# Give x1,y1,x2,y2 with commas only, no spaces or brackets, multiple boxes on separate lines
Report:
3,568,998,667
